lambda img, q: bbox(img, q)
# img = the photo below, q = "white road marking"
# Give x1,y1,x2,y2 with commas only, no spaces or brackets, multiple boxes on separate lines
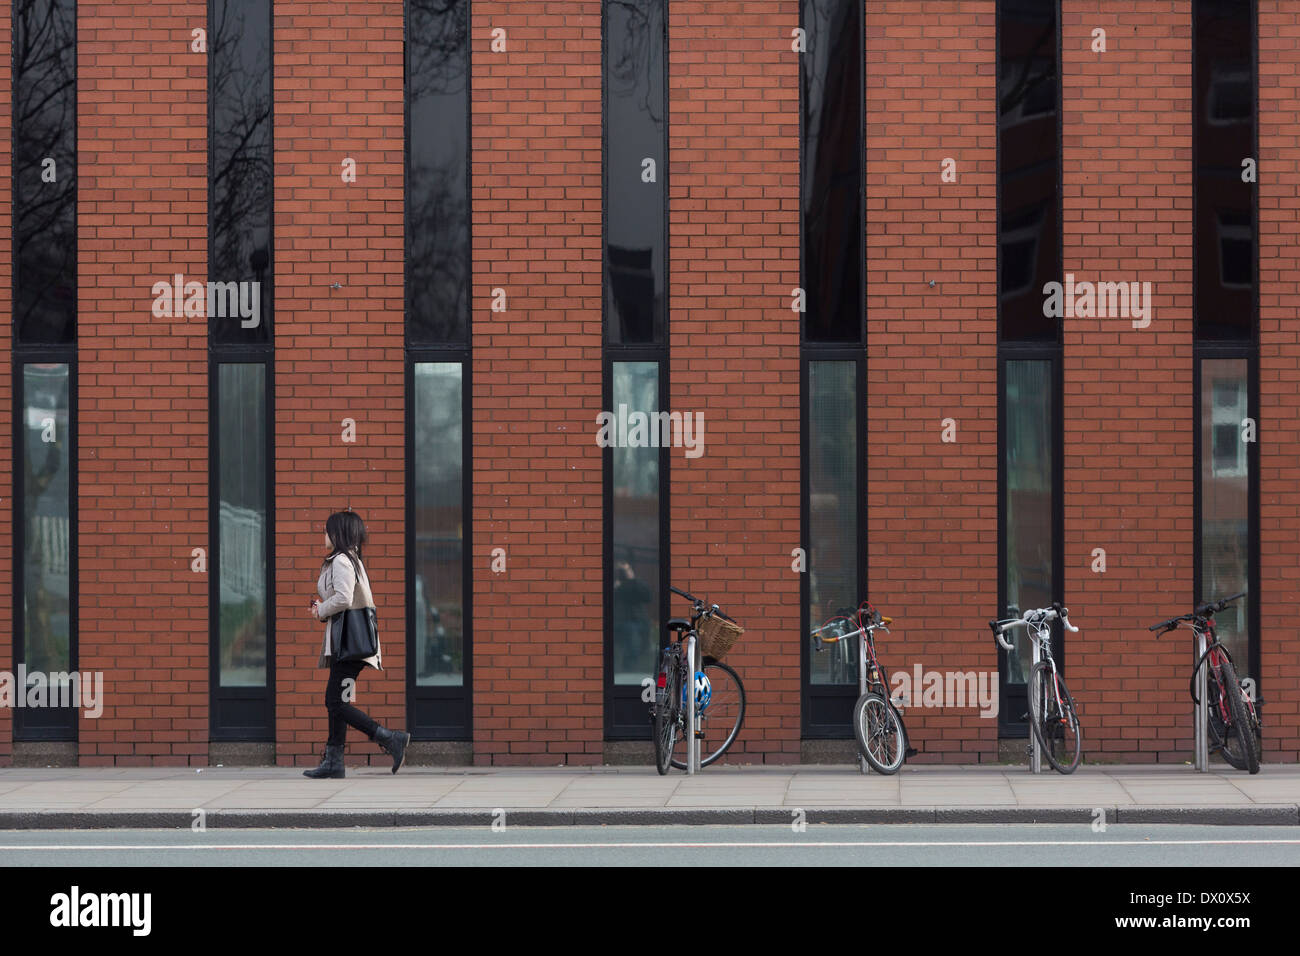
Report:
1,838,1298,851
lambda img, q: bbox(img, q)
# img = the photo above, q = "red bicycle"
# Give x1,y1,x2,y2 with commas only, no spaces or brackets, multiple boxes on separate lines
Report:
1149,592,1261,774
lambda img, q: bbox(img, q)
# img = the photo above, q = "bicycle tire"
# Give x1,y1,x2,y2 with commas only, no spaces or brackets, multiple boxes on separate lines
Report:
653,648,681,776
1217,658,1260,774
669,660,746,769
852,691,906,774
1027,661,1083,774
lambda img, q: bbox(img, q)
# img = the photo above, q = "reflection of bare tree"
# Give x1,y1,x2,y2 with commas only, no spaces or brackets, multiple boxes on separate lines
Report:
13,0,77,343
408,0,469,342
211,0,273,342
607,0,662,124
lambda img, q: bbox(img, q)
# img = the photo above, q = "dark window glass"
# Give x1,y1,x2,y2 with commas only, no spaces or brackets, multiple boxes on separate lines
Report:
1194,0,1254,341
413,362,465,686
217,363,268,687
13,0,76,345
20,363,72,674
998,0,1059,343
605,0,665,345
210,0,273,344
807,361,858,684
801,0,863,344
408,0,470,344
1201,358,1251,675
1003,359,1055,684
610,361,660,684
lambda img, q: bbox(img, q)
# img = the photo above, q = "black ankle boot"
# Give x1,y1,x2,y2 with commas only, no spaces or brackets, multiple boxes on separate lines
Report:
303,744,345,779
372,725,411,774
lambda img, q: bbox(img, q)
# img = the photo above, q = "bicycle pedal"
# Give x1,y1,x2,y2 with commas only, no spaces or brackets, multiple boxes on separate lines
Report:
905,747,919,758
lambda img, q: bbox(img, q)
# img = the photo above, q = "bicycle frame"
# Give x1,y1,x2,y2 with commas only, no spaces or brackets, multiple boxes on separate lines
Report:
812,603,901,773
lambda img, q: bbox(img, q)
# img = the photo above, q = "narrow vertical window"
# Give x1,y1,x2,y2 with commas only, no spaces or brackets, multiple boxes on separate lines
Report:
407,0,471,738
800,0,865,737
210,0,274,739
603,0,668,739
13,0,77,739
1194,0,1257,683
997,0,1062,737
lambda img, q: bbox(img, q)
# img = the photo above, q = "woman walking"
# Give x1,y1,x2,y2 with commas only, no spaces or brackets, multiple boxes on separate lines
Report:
304,510,411,778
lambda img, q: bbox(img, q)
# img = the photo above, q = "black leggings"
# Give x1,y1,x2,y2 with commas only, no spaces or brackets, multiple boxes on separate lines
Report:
326,660,379,747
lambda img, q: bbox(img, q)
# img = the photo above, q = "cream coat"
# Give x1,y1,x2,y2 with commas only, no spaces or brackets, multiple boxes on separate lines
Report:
315,551,382,670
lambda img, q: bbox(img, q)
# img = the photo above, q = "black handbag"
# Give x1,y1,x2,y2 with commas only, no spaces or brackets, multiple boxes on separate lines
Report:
328,553,379,663
331,606,379,663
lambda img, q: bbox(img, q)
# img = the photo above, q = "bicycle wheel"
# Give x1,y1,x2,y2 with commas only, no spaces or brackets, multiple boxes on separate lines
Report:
852,691,906,774
653,648,681,776
670,660,746,769
1027,661,1083,774
1217,658,1261,774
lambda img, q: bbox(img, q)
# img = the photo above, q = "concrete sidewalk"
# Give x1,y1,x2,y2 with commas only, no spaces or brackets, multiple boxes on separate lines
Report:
0,763,1296,828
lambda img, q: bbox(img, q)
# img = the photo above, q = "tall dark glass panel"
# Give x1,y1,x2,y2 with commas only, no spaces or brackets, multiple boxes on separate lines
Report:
801,0,863,343
997,1,1062,735
406,2,473,738
1194,1,1257,690
13,0,77,344
210,0,273,344
1194,0,1254,340
604,0,665,345
998,0,1059,343
407,0,469,344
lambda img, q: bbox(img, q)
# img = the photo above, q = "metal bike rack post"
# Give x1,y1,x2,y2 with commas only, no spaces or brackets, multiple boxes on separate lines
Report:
858,630,870,775
686,634,700,774
1029,632,1042,774
1194,629,1208,773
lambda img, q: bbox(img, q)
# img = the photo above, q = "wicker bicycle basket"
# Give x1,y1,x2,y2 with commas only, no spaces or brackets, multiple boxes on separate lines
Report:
697,614,745,660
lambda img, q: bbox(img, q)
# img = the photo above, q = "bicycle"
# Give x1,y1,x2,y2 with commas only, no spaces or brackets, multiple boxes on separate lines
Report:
650,586,746,775
811,602,914,774
989,603,1083,774
1148,591,1261,774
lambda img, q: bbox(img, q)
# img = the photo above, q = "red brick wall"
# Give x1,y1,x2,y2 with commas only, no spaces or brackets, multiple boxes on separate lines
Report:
273,1,406,766
471,3,604,764
75,2,209,765
1258,1,1300,762
864,2,999,761
1061,3,1195,763
668,2,800,763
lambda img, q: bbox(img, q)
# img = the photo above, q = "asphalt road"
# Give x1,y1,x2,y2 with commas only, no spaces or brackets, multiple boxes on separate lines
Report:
0,824,1297,866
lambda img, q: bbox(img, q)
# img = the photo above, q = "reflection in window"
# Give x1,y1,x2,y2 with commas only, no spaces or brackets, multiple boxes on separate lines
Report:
1201,359,1251,674
1194,0,1254,341
611,362,660,684
408,0,469,344
211,0,273,344
21,364,72,675
997,0,1059,343
217,364,268,687
605,0,665,345
13,0,77,344
808,361,858,685
413,363,465,686
801,0,862,343
1003,360,1054,685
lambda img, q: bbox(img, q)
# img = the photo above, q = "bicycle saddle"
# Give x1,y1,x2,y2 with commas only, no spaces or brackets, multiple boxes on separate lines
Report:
666,619,691,632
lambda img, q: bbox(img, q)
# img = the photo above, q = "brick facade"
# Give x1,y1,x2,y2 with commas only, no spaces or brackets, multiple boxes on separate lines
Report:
1,2,1296,766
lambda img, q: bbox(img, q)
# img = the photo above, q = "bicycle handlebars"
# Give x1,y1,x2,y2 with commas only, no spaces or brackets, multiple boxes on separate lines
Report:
669,585,738,624
989,604,1077,651
1148,592,1245,634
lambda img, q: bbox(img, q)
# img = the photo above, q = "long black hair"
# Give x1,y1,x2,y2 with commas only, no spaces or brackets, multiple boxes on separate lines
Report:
322,510,367,568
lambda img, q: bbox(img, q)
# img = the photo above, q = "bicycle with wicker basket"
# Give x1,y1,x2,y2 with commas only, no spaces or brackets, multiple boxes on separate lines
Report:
650,585,746,774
